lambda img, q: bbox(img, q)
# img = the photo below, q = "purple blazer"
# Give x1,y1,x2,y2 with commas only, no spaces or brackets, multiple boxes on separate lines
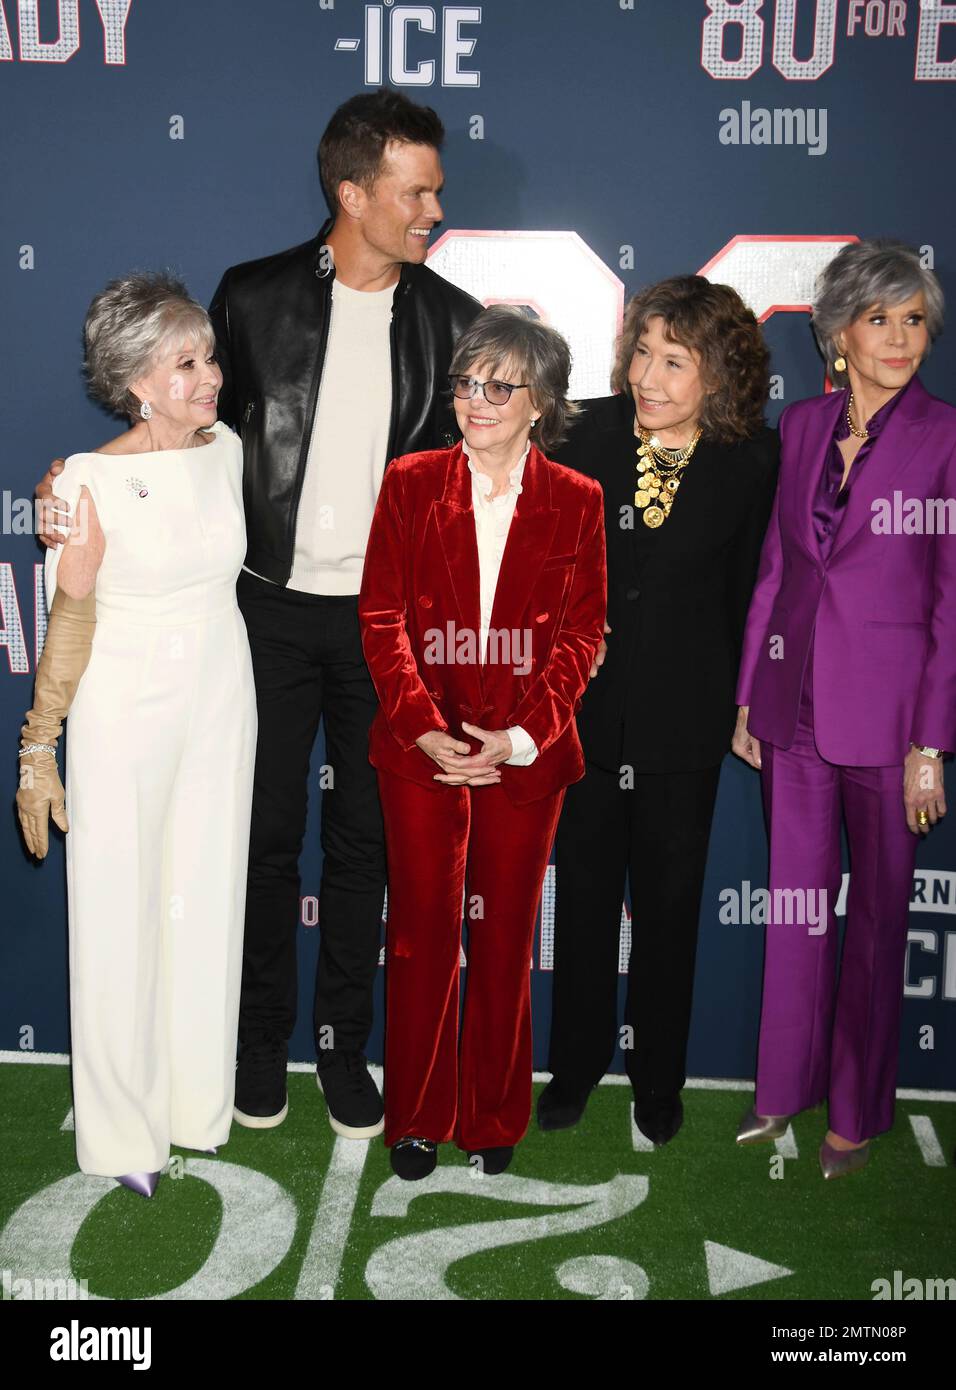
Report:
736,377,956,765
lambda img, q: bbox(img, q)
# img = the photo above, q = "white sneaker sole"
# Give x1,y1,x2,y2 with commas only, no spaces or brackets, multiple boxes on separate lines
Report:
316,1072,385,1140
232,1097,289,1129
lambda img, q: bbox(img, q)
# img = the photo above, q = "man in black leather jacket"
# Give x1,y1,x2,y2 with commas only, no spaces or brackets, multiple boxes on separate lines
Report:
210,221,478,587
209,90,481,1138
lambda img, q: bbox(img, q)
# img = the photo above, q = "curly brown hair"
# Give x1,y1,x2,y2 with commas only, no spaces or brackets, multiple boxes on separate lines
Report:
610,276,770,443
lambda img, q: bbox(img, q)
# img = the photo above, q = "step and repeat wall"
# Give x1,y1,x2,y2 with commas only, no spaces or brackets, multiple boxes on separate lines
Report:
2,0,954,1085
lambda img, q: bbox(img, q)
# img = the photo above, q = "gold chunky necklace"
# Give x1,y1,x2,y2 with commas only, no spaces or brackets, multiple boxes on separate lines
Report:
846,392,869,440
634,426,703,528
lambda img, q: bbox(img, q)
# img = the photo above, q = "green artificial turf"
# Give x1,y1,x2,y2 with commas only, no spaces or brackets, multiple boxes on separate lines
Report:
1,1063,953,1301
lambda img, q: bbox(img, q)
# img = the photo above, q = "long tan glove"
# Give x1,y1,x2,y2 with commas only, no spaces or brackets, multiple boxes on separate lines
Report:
17,586,97,858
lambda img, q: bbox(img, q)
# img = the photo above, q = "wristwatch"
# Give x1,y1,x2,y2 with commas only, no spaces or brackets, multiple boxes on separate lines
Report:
912,744,945,759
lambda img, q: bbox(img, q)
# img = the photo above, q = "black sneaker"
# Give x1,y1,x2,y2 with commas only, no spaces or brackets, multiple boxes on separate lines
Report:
316,1051,384,1139
233,1037,288,1129
390,1137,438,1180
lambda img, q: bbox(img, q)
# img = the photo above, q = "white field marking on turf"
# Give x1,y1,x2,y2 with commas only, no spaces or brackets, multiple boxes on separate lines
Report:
60,1107,74,1132
556,1255,649,1300
774,1125,799,1159
0,1161,296,1301
0,1050,70,1065
295,1136,370,1301
908,1114,947,1167
705,1240,792,1296
630,1112,656,1152
366,1171,649,1300
3,1053,953,1104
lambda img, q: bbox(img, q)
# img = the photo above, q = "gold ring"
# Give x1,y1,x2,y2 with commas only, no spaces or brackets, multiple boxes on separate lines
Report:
917,810,930,827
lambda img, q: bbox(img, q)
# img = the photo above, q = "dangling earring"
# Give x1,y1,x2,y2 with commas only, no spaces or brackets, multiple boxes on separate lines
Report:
140,401,153,420
530,418,538,428
833,355,847,374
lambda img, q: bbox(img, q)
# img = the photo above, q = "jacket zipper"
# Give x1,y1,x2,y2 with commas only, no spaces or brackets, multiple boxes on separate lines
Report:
384,277,406,466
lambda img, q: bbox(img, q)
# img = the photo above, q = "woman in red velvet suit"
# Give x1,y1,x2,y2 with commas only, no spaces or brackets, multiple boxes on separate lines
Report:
358,306,606,1180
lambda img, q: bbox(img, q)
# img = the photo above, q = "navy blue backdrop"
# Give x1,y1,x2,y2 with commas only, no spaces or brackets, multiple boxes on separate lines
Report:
2,0,954,1087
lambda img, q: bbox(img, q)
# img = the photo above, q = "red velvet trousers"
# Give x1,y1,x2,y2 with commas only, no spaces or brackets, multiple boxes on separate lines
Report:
377,769,565,1150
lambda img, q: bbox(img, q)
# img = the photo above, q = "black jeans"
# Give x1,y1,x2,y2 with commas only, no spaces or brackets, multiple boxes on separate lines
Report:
235,571,386,1058
549,758,722,1100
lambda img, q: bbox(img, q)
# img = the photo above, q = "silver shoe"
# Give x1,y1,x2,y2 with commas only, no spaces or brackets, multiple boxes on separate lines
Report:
736,1105,792,1144
115,1170,161,1199
819,1139,870,1180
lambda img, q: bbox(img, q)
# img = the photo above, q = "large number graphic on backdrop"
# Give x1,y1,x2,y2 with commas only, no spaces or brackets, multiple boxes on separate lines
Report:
427,232,857,396
428,230,625,399
700,0,956,81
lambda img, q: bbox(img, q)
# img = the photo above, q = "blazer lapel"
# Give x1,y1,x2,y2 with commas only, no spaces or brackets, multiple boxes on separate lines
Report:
433,444,483,640
785,390,845,563
828,377,932,564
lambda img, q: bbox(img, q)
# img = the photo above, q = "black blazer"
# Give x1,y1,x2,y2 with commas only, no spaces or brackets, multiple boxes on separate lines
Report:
552,394,780,773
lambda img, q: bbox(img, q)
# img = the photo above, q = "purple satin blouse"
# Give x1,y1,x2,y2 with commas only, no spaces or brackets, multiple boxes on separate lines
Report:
811,377,916,561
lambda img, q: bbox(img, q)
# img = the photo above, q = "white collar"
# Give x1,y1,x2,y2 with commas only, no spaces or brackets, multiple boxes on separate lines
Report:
462,438,530,498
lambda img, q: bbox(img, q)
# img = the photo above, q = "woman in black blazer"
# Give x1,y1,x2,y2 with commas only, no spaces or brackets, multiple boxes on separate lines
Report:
540,276,779,1144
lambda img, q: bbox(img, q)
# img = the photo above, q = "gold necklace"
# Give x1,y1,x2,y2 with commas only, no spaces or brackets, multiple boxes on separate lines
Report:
846,393,869,440
634,426,703,528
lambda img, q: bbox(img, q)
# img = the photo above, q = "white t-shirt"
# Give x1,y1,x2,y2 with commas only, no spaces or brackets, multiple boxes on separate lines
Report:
283,277,394,595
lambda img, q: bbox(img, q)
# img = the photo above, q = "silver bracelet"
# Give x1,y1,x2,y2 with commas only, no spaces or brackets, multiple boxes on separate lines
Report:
18,744,57,758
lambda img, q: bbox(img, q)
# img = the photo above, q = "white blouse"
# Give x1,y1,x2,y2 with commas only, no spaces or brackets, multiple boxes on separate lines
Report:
463,439,538,767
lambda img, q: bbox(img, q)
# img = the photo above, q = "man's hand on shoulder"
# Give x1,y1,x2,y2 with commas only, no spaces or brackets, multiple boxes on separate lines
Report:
35,458,70,548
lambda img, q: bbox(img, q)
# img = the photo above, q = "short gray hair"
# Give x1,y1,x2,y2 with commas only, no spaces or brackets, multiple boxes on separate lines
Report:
448,305,580,453
84,271,215,418
812,239,944,382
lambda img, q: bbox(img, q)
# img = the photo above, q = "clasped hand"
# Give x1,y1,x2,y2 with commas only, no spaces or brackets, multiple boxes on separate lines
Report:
416,723,514,785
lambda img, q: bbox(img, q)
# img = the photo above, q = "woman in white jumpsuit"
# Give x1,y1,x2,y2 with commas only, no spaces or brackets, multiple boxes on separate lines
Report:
22,272,256,1195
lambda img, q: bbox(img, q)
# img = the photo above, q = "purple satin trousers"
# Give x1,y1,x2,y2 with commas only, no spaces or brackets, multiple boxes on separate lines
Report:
754,643,918,1143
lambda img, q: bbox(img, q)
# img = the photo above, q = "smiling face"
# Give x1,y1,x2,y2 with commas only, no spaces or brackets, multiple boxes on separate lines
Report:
836,290,929,397
452,357,540,460
627,315,709,447
129,332,221,430
353,139,444,267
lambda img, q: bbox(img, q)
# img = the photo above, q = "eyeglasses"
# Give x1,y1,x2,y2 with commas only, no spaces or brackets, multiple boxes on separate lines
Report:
448,375,529,406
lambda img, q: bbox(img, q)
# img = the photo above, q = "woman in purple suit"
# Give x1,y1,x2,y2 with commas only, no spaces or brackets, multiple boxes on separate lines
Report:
732,239,953,1179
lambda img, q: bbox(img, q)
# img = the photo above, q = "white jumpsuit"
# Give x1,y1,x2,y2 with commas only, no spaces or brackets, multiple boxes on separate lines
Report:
45,421,257,1177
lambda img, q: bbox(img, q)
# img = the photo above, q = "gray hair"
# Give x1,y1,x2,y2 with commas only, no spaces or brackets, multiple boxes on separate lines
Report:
812,239,944,382
84,270,215,418
448,305,580,453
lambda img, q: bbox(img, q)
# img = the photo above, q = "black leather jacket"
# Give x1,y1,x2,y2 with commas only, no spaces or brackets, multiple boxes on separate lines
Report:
209,219,481,585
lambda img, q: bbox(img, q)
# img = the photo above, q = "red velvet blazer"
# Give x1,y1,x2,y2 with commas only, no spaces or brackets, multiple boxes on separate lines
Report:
358,441,607,805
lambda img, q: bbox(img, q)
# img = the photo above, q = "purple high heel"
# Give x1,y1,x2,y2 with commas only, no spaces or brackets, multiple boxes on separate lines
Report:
115,1170,161,1199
